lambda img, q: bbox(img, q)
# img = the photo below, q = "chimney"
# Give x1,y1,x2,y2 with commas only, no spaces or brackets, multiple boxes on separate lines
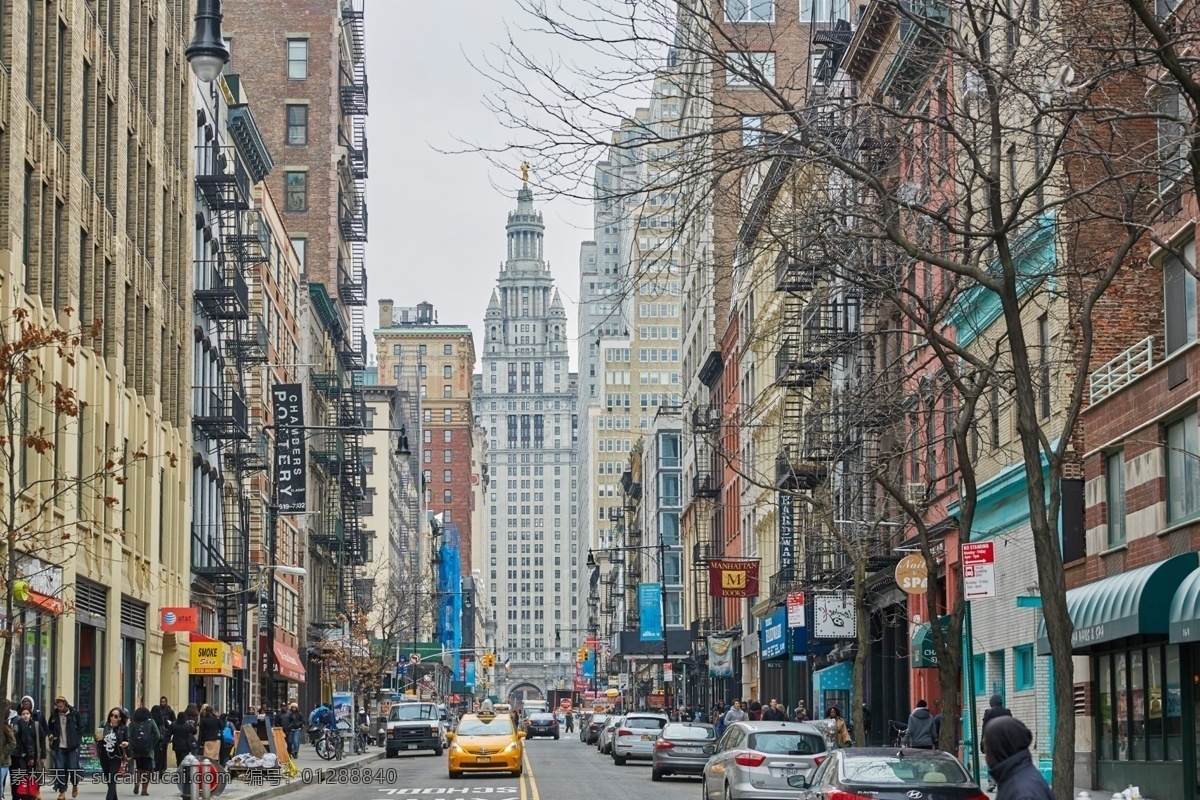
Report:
379,299,394,328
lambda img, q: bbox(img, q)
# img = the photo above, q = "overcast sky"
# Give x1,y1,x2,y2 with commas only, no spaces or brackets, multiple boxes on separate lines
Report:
364,1,607,371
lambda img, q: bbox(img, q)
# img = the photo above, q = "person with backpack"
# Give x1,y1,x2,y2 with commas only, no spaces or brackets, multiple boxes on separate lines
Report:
219,718,234,766
127,707,159,796
47,696,84,800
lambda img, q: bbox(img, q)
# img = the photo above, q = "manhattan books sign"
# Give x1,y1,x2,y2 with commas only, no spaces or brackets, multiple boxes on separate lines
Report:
272,384,307,514
708,559,761,598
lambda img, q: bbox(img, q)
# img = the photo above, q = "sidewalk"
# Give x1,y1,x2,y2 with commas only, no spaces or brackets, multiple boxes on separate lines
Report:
57,743,383,800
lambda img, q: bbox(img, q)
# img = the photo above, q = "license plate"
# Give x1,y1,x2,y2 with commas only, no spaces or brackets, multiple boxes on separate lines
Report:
476,756,491,763
405,744,417,750
680,747,700,754
781,768,803,777
641,734,652,740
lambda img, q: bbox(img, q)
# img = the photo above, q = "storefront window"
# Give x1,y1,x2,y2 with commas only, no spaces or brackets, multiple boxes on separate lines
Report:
12,612,56,712
1098,657,1111,760
75,625,104,736
1146,648,1162,760
1116,651,1129,760
1165,646,1181,760
1130,650,1145,759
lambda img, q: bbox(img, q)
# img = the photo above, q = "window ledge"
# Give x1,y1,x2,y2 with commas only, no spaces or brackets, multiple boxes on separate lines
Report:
1157,516,1200,537
1099,543,1128,557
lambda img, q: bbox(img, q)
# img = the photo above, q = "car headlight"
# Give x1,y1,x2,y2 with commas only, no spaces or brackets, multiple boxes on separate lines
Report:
449,742,463,752
502,741,519,753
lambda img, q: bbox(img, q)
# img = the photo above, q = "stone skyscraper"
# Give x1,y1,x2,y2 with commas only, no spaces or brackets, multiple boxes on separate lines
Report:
475,179,580,698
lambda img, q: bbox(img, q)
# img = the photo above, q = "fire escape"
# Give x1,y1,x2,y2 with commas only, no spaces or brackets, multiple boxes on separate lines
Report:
688,402,721,638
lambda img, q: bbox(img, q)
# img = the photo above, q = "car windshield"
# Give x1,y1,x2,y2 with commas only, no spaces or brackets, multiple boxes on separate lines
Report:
592,715,609,724
626,718,666,730
843,755,971,785
662,724,715,741
457,716,515,737
750,732,826,755
530,714,555,722
388,705,436,721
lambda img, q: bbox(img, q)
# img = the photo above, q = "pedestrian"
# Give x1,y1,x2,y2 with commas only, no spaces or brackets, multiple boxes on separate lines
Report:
0,701,15,799
98,708,128,800
280,704,303,759
564,711,574,733
166,711,195,777
127,707,159,796
722,700,746,729
793,701,809,722
906,700,937,749
861,705,872,742
983,716,1053,800
149,697,175,781
12,706,45,800
982,694,1013,790
47,696,83,800
826,707,851,748
762,699,786,722
197,706,222,763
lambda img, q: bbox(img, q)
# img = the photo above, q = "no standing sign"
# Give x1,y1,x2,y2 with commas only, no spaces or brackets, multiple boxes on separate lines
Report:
962,541,997,600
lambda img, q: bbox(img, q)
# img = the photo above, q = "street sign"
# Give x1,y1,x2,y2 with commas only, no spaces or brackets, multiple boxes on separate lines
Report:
409,652,421,664
813,594,857,639
962,541,997,600
787,592,806,628
663,662,673,681
559,698,571,710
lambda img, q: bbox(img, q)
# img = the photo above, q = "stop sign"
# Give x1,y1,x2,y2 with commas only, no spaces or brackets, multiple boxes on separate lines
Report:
559,698,571,710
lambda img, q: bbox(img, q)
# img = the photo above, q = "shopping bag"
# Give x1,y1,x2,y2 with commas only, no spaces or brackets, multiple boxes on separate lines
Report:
15,772,40,798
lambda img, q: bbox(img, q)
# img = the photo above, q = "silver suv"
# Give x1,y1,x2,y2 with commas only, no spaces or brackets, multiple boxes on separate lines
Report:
611,713,668,765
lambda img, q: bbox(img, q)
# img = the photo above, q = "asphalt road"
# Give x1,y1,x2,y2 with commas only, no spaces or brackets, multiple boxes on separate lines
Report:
284,734,703,800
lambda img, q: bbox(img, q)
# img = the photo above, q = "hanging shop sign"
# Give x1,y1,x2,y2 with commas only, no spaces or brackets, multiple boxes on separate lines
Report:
761,606,788,660
272,383,307,514
813,594,857,639
160,607,198,632
895,553,930,595
708,559,761,598
778,492,795,575
708,637,734,677
639,583,663,642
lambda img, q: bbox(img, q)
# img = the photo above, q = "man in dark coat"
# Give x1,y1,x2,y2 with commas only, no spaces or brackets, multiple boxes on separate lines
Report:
47,696,84,800
983,716,1053,800
150,697,176,780
982,694,1012,789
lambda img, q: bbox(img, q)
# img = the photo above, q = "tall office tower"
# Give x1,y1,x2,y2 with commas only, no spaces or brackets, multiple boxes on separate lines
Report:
223,0,372,709
476,179,579,698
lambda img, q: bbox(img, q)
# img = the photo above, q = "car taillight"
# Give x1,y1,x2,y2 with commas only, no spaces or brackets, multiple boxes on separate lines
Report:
655,740,675,750
734,753,767,767
813,755,826,766
618,729,632,737
829,792,875,800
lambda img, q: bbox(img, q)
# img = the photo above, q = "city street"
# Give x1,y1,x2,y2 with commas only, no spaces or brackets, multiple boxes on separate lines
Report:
286,737,699,800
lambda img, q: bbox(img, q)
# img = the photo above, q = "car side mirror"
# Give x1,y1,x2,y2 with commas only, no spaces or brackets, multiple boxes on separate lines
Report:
445,732,455,742
787,775,809,789
518,731,527,739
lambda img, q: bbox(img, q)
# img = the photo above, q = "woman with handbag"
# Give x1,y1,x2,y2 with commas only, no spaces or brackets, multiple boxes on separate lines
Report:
197,707,222,763
98,708,128,800
12,707,45,800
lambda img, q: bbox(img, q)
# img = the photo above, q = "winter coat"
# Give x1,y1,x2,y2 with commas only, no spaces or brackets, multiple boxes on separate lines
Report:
151,704,176,732
198,716,223,744
13,719,45,766
906,707,937,747
722,708,746,727
127,719,161,758
990,749,1055,800
0,723,14,768
832,716,851,746
47,704,84,750
98,723,127,765
168,718,196,753
981,695,1013,752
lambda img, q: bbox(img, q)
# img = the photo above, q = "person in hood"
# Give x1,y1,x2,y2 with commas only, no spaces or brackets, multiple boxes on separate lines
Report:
984,716,1053,800
8,698,45,732
982,694,1012,789
906,700,937,749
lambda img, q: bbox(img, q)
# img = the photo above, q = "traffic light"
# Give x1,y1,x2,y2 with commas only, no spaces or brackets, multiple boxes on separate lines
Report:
481,653,495,668
576,647,589,663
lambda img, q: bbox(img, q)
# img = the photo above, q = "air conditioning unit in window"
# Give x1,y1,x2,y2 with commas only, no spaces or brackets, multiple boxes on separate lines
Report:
904,483,927,506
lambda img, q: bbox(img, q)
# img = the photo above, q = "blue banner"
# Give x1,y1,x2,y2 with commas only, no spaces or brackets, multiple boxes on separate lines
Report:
465,660,476,688
582,647,595,679
639,583,663,641
761,606,788,660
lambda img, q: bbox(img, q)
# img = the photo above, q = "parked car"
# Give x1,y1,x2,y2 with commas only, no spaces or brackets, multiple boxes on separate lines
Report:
702,721,831,800
611,712,669,766
579,713,596,742
597,715,624,754
792,747,985,800
524,713,560,739
651,721,717,781
584,713,608,744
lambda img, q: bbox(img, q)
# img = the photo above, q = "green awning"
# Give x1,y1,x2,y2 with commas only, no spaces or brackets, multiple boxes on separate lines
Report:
911,615,952,668
1169,568,1200,643
1036,552,1197,655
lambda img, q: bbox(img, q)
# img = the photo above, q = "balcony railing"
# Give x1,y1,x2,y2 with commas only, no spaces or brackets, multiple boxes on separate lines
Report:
194,259,249,320
193,385,249,440
338,190,368,242
775,249,820,293
195,143,251,211
1090,336,1154,402
692,473,720,499
776,339,827,387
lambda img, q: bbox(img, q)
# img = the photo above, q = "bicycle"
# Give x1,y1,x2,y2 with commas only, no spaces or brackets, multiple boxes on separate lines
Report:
315,725,345,761
887,720,910,748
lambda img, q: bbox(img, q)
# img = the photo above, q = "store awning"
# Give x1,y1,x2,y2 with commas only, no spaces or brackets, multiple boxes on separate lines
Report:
1036,552,1197,655
911,615,952,668
272,642,306,683
1169,568,1200,643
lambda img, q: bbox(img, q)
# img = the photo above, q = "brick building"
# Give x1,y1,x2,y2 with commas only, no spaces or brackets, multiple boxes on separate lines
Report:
375,301,478,574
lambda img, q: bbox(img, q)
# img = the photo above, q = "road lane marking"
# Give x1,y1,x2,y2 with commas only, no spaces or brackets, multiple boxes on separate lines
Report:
523,749,540,800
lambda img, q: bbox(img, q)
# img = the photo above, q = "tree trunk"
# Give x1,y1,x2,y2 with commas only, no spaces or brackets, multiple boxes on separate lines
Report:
852,557,868,746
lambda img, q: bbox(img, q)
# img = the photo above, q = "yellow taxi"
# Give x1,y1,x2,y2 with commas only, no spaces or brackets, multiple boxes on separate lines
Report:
447,708,525,778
